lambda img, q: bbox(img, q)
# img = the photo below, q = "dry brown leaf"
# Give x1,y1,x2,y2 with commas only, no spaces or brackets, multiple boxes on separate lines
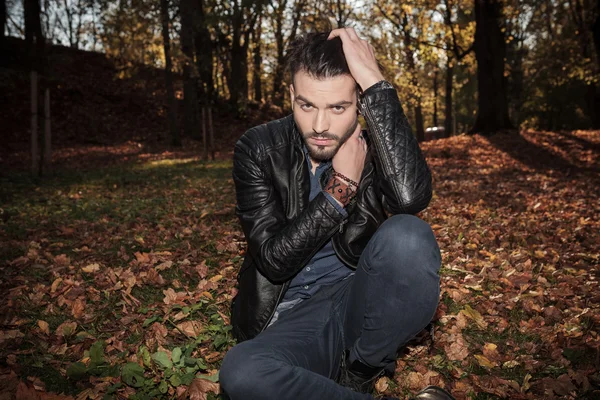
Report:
55,321,77,337
187,378,220,400
482,342,500,361
71,298,86,319
474,354,496,369
81,263,100,273
54,254,70,266
133,252,150,264
37,320,50,335
445,335,469,361
460,305,488,329
163,288,178,305
195,261,208,279
176,321,202,338
50,278,63,293
374,377,389,393
16,381,75,400
0,330,24,344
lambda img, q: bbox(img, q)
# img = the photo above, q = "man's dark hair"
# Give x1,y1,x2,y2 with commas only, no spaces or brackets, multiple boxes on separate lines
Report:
285,32,351,84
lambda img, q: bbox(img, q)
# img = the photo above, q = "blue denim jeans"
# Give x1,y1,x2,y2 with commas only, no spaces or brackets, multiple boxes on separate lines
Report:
220,214,441,400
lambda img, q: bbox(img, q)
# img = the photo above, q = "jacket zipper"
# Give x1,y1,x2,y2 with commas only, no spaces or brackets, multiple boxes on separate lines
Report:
359,97,396,182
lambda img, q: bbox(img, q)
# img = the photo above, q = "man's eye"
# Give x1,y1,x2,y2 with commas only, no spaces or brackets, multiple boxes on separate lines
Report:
300,104,313,110
332,106,345,113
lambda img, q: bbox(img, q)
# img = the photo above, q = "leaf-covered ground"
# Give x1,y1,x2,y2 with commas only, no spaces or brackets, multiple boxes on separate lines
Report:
0,130,598,399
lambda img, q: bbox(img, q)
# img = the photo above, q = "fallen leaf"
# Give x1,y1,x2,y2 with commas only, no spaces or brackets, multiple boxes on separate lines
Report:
37,320,50,335
460,305,488,329
375,377,389,393
474,354,496,369
81,263,100,273
187,378,220,400
445,335,469,361
55,321,77,337
176,321,202,338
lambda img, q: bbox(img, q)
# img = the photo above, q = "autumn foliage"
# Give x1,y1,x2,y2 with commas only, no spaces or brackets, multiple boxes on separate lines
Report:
0,129,598,399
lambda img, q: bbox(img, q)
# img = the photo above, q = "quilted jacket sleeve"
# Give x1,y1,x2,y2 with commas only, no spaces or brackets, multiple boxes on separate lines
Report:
232,130,346,283
359,82,432,215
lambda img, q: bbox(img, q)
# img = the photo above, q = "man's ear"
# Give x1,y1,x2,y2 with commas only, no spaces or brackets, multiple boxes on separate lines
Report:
289,84,295,111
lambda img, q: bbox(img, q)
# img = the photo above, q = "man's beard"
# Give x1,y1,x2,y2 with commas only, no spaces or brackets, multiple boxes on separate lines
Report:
301,116,359,162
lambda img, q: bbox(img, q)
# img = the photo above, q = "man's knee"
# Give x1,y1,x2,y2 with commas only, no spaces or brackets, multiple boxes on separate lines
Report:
220,341,271,399
372,214,440,263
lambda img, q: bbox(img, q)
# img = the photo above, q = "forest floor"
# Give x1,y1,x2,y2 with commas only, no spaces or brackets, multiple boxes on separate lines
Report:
0,128,598,400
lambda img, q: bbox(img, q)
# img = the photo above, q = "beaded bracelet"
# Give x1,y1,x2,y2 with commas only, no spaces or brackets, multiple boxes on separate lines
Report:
332,171,358,188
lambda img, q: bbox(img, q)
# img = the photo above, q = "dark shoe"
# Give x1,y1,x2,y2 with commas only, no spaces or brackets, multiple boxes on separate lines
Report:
411,385,456,400
337,351,386,393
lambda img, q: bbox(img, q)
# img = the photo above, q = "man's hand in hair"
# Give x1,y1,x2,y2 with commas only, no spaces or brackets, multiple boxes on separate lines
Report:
327,27,385,92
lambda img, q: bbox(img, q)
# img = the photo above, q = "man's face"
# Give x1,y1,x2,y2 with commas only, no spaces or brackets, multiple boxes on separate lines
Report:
290,70,359,162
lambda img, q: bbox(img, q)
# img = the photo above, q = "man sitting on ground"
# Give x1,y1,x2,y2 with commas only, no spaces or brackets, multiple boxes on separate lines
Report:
220,28,455,400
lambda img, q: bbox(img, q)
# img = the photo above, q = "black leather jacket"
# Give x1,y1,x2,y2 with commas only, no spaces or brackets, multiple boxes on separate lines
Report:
231,81,432,341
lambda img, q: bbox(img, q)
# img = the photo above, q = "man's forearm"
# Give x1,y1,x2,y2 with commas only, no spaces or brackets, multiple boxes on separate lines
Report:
359,81,433,215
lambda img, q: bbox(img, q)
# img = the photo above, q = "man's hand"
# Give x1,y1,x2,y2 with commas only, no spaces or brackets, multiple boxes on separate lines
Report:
328,27,385,91
332,123,367,184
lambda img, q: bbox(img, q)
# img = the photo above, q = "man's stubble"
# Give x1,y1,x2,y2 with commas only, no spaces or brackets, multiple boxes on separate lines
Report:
300,115,360,162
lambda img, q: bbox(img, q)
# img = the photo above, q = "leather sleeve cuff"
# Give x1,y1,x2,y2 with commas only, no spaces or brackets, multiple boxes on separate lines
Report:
323,191,348,217
361,80,395,97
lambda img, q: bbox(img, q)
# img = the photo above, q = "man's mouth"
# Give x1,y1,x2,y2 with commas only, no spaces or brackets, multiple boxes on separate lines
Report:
311,137,334,145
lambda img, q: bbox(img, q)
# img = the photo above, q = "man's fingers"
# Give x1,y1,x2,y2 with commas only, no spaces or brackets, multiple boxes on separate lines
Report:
344,27,360,42
328,28,350,41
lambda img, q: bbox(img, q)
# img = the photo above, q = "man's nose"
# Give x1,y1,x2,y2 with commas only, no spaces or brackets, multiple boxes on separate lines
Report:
312,110,330,134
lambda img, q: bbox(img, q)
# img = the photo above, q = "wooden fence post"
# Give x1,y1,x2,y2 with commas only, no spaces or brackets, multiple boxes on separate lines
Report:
208,107,214,160
44,87,51,170
31,71,39,175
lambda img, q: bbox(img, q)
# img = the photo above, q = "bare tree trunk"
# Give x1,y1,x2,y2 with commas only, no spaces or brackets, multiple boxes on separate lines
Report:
1,0,6,42
401,14,425,141
75,0,85,49
272,0,287,106
196,0,214,103
181,0,200,138
433,69,439,127
44,87,51,168
31,71,39,174
444,61,454,137
25,0,45,176
202,107,207,159
594,0,600,67
229,0,243,107
160,0,181,146
209,107,214,160
470,0,513,134
63,0,75,47
252,14,263,102
241,29,251,103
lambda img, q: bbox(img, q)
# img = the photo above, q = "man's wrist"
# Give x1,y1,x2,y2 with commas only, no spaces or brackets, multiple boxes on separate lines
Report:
357,73,386,92
324,175,357,208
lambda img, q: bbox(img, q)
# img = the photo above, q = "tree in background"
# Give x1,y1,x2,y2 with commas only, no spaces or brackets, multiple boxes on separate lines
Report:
1,0,6,42
270,0,306,106
4,0,600,137
159,0,180,146
471,0,513,134
180,0,200,139
441,0,474,136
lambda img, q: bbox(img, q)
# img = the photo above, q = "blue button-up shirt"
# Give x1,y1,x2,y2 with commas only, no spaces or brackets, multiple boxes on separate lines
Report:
281,146,353,302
